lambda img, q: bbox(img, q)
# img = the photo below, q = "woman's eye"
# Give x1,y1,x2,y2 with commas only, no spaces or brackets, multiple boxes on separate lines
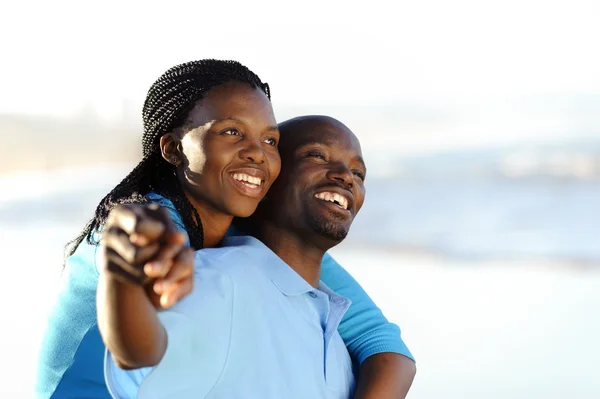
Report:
222,128,241,136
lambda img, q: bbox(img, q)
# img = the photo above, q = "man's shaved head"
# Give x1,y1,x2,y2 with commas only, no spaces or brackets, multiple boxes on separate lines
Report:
277,115,354,156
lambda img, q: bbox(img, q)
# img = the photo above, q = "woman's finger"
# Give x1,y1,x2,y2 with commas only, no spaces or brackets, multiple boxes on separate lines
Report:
159,277,194,309
152,247,194,295
104,245,158,284
143,231,188,278
103,225,161,266
108,204,166,243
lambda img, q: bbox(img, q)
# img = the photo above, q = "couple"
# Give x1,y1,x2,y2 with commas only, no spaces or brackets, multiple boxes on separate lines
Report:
35,60,415,398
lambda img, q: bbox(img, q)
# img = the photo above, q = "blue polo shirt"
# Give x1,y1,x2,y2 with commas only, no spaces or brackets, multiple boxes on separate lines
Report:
34,193,412,398
105,235,356,399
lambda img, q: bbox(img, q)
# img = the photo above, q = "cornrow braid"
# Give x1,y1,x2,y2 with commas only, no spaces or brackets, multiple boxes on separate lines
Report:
65,59,271,260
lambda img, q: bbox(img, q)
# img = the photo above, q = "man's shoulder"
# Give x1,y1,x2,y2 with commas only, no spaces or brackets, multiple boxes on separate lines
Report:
194,244,247,263
189,237,280,309
169,237,274,323
194,236,273,276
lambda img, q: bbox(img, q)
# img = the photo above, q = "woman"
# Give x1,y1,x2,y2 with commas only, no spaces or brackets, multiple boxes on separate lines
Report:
34,60,414,399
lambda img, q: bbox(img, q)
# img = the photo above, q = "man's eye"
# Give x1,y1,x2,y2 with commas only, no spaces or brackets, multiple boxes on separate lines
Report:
264,137,278,146
306,151,326,160
353,170,366,180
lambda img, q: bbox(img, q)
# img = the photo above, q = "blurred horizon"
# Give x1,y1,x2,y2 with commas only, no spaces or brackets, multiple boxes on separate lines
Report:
2,87,599,266
3,90,600,177
2,91,599,265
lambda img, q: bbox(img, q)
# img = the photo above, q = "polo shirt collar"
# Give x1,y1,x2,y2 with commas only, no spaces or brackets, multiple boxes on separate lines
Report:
221,235,320,297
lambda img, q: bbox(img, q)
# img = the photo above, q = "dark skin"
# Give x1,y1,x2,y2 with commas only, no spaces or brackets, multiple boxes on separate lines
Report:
99,114,415,398
97,81,281,368
161,81,281,248
253,116,416,399
252,116,367,286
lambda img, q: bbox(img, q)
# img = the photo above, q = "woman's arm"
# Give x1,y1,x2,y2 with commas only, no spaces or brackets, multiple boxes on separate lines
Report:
320,253,416,399
97,204,193,369
97,272,167,369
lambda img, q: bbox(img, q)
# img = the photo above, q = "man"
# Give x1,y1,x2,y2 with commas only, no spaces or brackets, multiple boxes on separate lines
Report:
98,115,413,398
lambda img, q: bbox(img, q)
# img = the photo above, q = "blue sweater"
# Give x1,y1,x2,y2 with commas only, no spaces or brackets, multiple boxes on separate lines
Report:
34,194,412,398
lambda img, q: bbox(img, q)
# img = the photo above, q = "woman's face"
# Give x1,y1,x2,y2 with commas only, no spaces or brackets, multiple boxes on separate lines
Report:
164,81,281,218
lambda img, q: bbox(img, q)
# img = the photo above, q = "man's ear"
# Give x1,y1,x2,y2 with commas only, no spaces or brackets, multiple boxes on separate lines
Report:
160,133,182,166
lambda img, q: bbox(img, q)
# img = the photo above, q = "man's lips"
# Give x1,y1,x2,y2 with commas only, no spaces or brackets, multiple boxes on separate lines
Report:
313,184,354,212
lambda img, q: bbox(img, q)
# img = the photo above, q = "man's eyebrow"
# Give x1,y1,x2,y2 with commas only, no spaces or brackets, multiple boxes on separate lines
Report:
355,155,366,169
295,141,367,168
296,139,334,149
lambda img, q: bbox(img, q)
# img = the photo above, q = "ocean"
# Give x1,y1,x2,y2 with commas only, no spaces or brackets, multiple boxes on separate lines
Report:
2,159,598,264
1,165,599,398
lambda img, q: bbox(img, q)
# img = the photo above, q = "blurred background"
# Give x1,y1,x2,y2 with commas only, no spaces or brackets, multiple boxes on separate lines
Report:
1,0,599,397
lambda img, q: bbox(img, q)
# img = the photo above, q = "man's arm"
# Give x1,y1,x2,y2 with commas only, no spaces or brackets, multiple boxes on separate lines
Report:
320,253,415,398
353,353,416,399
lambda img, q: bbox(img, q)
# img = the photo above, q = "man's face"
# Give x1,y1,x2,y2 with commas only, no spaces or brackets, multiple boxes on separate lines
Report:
266,117,366,247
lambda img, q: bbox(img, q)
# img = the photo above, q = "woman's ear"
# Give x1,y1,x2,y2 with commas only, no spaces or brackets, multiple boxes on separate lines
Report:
160,133,182,166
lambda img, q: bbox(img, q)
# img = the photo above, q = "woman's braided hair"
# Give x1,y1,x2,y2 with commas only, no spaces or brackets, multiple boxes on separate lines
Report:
66,59,271,258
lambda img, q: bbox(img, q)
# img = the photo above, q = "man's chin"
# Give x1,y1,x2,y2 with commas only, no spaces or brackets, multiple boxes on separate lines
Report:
309,217,349,243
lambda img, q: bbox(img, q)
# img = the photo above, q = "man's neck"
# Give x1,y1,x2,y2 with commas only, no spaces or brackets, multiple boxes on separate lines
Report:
255,223,327,288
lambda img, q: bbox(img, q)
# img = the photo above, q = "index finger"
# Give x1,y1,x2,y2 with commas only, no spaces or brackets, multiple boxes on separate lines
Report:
107,204,168,243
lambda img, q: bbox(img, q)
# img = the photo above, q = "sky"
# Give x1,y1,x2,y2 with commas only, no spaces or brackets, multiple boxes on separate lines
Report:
1,0,599,151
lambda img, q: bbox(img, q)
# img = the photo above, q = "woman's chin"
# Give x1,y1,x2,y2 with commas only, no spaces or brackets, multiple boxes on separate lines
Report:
229,202,260,219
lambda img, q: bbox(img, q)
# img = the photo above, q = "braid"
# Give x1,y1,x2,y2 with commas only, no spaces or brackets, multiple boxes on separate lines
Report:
66,59,270,261
141,60,271,156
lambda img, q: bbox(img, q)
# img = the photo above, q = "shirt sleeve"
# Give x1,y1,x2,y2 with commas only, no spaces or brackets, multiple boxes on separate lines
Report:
320,252,414,364
104,266,234,398
104,313,200,399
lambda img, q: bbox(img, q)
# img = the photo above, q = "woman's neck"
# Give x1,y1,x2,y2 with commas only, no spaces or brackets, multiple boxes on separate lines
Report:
198,210,233,248
184,194,233,249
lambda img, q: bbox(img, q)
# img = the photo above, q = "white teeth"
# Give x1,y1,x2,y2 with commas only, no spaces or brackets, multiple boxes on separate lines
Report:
314,192,349,210
232,173,262,186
